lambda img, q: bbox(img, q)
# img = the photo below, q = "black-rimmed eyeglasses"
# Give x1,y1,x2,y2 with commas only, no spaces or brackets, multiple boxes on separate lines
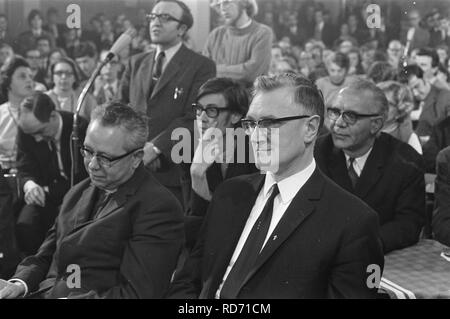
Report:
80,146,142,168
146,13,182,24
240,115,311,134
192,103,231,119
327,107,382,125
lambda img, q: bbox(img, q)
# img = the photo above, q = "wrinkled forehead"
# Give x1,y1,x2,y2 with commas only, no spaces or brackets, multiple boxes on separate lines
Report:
333,88,367,111
152,1,183,18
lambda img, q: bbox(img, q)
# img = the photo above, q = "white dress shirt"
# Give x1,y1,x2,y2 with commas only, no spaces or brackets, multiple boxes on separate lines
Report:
344,147,373,177
155,41,182,75
215,159,317,298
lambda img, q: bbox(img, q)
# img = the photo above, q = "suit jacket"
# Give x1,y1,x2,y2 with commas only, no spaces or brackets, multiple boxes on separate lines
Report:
417,85,450,137
423,116,450,173
315,133,425,253
16,30,56,55
12,165,185,298
16,111,88,204
118,45,216,187
400,26,430,51
432,146,450,246
169,168,384,299
180,135,258,250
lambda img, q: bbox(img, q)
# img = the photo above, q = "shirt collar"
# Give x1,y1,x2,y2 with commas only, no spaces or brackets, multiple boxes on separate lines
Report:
237,19,252,29
263,159,316,204
344,147,373,169
156,41,182,65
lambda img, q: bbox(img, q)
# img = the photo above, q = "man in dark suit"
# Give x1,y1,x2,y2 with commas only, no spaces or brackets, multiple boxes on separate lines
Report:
0,102,184,299
400,64,450,138
15,92,88,256
432,146,450,246
180,77,258,250
119,0,216,204
315,79,425,254
169,74,384,299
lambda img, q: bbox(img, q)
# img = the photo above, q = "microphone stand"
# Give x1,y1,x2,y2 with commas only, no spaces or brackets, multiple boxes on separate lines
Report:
70,58,111,187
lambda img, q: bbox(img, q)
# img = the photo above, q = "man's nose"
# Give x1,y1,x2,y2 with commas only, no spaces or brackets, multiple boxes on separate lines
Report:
88,155,101,170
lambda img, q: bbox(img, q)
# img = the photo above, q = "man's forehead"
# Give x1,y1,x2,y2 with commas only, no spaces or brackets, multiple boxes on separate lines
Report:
153,1,183,16
248,87,296,117
333,89,365,109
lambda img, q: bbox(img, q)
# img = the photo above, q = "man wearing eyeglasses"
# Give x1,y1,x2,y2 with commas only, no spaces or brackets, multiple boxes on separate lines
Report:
315,79,425,254
119,0,216,206
0,102,184,299
169,73,383,299
14,92,88,257
203,0,273,87
181,77,258,251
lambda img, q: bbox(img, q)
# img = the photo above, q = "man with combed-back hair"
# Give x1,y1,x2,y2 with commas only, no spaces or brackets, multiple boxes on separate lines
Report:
0,102,184,299
169,73,384,299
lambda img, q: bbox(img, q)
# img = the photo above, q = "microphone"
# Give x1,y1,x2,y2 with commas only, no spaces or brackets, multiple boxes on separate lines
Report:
70,28,136,187
103,28,137,63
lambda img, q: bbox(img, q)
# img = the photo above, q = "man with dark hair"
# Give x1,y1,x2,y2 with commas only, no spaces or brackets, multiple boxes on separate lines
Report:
204,0,273,87
169,73,384,299
73,41,99,80
119,0,216,204
181,77,258,249
315,79,425,253
400,64,450,138
15,92,88,256
415,47,450,90
0,102,184,299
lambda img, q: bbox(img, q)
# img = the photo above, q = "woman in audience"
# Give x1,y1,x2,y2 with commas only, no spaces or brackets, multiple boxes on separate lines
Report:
347,47,364,75
377,80,422,154
45,57,95,120
0,56,34,174
44,47,67,87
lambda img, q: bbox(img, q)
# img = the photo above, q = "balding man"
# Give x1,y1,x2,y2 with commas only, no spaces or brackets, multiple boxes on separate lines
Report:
315,79,425,254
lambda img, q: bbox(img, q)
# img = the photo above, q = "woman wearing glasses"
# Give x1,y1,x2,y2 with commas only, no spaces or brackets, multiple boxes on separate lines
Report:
182,77,258,251
45,57,96,121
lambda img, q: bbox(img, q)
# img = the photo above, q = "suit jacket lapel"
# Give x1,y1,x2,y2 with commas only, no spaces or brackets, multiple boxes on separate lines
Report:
354,137,385,198
328,146,353,192
238,168,323,292
150,45,186,100
143,51,156,101
67,184,97,234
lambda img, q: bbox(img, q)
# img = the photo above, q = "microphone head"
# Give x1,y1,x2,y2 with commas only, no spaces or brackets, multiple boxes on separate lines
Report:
104,28,137,62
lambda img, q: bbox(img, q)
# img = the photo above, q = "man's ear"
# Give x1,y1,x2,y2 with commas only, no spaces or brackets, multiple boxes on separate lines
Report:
370,116,384,134
177,24,188,37
304,115,321,144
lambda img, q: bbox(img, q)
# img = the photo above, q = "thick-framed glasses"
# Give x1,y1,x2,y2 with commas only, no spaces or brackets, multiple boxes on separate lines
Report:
327,107,382,125
146,13,182,24
80,146,142,168
192,103,230,119
240,115,311,135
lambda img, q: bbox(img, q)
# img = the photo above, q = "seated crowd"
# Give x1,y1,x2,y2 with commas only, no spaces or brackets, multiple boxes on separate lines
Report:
0,0,449,299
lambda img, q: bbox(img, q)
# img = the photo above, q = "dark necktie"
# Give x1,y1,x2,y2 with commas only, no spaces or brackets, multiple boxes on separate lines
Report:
348,157,359,189
153,51,165,80
91,189,112,220
48,140,61,179
220,184,280,299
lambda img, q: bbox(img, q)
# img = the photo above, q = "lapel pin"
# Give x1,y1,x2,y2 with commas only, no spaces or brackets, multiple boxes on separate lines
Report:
273,235,278,240
174,87,183,100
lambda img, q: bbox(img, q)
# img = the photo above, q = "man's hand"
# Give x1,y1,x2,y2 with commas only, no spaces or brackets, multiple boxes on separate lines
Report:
24,181,46,207
191,128,222,177
0,280,26,299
